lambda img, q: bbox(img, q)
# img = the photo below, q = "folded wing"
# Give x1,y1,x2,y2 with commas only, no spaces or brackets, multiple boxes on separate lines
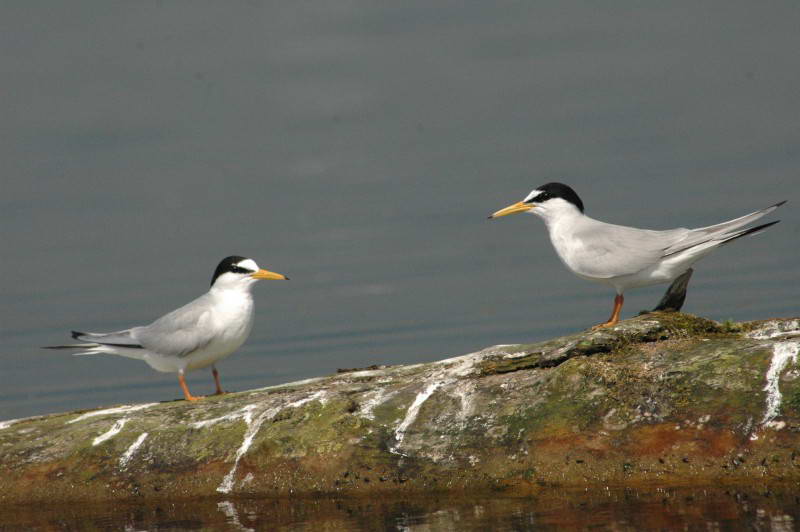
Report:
134,293,217,358
663,201,785,256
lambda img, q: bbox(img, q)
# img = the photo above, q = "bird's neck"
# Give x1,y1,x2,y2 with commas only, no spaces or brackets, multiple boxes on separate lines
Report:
541,207,585,234
207,286,255,332
209,284,255,304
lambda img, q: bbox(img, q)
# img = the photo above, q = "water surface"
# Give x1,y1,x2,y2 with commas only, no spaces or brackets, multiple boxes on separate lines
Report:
1,2,798,420
2,486,798,531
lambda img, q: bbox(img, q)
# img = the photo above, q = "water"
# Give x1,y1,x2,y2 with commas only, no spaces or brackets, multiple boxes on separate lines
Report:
2,486,799,530
1,3,799,423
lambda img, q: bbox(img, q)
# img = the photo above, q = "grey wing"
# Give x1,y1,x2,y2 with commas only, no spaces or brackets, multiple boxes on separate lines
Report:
663,201,785,256
133,294,217,358
572,222,688,278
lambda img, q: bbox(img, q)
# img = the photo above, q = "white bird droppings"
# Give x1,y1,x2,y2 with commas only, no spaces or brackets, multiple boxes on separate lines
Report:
747,320,800,434
189,403,274,494
191,405,257,429
190,393,331,494
217,406,281,494
70,404,158,447
286,390,329,408
356,388,398,420
389,352,483,455
760,341,800,427
93,418,128,446
746,323,800,434
119,433,149,468
68,403,157,424
391,381,443,455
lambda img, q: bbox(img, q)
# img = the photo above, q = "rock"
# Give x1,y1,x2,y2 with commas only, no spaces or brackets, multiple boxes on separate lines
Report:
1,313,799,504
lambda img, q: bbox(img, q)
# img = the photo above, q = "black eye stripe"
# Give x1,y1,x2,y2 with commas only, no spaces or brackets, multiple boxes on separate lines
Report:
211,255,254,286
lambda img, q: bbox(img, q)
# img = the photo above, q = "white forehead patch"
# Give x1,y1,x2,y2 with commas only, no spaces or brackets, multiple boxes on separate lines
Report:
236,258,259,272
523,189,542,203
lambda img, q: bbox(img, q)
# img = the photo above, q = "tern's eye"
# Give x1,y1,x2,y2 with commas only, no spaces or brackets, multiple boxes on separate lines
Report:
230,265,251,274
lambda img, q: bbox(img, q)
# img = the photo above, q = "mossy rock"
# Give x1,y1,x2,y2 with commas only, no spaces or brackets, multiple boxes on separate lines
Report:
1,313,798,504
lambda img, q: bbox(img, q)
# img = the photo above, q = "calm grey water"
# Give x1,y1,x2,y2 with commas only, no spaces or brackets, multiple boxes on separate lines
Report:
1,3,798,425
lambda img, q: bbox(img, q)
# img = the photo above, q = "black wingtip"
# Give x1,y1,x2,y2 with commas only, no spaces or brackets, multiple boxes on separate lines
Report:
774,200,787,208
71,331,86,340
723,220,781,245
752,219,781,231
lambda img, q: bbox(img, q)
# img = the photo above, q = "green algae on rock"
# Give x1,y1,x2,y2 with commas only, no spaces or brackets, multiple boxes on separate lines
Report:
1,313,799,504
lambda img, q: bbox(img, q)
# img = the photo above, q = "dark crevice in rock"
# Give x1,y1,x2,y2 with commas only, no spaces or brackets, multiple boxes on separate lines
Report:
534,355,571,369
478,314,725,377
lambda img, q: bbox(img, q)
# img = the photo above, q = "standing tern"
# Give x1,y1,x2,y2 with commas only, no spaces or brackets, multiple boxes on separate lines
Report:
44,256,288,401
489,182,784,328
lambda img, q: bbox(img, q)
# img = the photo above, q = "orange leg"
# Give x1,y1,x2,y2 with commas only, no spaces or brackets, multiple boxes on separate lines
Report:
592,294,624,329
212,365,226,396
178,372,202,402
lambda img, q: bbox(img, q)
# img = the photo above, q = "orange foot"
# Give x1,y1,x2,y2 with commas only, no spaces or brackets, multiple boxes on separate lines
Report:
591,294,624,330
212,367,227,396
179,374,204,402
591,319,620,330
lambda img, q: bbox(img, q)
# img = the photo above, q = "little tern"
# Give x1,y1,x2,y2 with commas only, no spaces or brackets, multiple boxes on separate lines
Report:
489,183,784,328
44,256,288,401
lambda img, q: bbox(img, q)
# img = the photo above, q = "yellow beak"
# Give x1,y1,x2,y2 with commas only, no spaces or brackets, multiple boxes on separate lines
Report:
488,201,533,219
251,269,289,280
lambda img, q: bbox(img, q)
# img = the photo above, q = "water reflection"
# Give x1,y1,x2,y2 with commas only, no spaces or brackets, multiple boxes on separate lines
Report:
3,485,798,530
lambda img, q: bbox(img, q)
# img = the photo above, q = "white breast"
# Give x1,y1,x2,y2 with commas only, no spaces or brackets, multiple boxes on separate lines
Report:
184,291,255,371
546,218,604,281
